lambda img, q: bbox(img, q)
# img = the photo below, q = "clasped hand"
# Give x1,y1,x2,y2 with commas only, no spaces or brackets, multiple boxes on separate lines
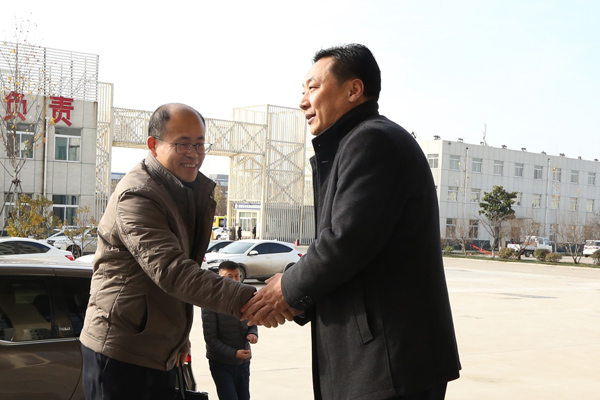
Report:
241,273,301,328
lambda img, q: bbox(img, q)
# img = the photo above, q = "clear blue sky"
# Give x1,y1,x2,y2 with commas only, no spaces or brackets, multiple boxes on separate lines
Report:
8,0,600,174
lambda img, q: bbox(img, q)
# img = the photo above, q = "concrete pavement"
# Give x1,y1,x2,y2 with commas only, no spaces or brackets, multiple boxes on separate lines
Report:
188,257,600,399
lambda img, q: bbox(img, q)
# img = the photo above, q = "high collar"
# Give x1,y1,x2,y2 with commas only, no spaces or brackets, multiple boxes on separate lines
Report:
311,100,379,150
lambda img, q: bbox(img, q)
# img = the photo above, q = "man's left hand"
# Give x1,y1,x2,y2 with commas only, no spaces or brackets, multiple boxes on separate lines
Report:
176,351,188,367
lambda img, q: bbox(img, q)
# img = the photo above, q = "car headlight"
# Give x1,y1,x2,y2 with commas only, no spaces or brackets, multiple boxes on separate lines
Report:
207,259,225,265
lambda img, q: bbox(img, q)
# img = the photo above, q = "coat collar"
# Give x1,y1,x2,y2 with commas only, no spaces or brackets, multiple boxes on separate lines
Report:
311,100,379,152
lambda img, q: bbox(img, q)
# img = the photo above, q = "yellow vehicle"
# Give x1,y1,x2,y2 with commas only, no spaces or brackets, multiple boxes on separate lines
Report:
213,216,227,228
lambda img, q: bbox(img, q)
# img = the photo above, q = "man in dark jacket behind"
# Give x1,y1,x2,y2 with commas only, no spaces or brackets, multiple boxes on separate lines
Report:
242,44,461,399
80,103,258,400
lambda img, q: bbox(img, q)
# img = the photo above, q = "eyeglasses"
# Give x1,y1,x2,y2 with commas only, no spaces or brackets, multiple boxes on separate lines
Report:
155,138,213,154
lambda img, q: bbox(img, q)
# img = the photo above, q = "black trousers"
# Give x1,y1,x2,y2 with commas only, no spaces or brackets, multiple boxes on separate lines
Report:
81,344,176,400
386,383,448,400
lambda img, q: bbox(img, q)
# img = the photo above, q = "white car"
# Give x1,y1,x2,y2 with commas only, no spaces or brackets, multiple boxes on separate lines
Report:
0,237,74,261
204,239,302,282
212,227,230,240
583,240,600,257
46,227,98,258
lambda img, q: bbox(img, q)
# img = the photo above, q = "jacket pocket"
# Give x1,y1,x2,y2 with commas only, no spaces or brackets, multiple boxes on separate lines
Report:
351,281,374,344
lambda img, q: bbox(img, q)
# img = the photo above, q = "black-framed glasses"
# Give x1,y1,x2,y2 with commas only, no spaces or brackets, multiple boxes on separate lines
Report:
155,138,212,154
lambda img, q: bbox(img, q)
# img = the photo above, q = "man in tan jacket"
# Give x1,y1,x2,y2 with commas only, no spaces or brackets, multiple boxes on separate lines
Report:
80,103,257,399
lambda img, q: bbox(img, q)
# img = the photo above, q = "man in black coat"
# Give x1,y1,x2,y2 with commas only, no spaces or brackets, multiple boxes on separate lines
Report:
242,44,460,400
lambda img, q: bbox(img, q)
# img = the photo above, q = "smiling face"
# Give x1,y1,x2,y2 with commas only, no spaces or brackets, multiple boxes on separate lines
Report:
300,57,364,136
147,107,206,182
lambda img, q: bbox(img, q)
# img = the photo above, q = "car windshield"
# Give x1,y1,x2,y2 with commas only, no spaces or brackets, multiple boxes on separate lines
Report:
218,242,254,254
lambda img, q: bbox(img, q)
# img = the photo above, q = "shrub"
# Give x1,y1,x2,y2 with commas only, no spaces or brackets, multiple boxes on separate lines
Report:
534,249,550,261
443,246,455,256
592,250,600,266
498,248,517,259
545,252,562,263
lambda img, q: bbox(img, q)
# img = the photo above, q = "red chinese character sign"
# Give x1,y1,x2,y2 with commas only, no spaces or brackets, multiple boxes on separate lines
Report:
49,96,74,126
3,91,27,121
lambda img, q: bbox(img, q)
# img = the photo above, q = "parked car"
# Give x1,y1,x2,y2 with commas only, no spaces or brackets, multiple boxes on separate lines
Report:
0,260,92,399
0,237,74,262
211,227,230,240
204,239,302,282
46,227,98,258
201,240,235,269
583,240,600,257
0,259,202,399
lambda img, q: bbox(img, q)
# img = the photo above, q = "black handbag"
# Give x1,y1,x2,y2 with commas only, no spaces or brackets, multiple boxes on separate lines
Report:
175,362,209,400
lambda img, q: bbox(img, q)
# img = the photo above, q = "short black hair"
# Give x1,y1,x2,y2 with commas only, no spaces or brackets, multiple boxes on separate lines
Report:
218,260,240,272
313,43,381,101
148,103,205,139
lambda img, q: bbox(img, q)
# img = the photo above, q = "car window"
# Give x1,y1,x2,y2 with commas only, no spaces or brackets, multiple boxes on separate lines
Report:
57,276,91,336
270,243,293,254
0,277,52,341
219,242,253,254
252,243,272,254
0,241,18,255
18,241,51,254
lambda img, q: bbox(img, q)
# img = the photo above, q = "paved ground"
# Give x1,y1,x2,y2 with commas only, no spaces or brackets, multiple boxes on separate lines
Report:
188,256,600,399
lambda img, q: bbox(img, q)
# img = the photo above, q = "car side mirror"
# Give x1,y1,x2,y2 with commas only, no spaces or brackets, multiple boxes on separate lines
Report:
248,250,258,256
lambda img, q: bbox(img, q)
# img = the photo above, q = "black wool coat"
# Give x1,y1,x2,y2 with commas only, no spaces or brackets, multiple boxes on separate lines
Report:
282,100,461,400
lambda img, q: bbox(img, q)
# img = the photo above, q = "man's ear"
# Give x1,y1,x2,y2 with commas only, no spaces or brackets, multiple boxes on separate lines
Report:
147,136,158,156
348,79,365,103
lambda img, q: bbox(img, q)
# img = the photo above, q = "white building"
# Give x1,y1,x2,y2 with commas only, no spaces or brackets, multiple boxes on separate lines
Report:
418,139,600,247
1,43,99,228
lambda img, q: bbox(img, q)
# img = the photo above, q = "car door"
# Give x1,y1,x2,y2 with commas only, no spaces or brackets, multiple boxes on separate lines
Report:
268,243,297,272
0,267,85,399
245,243,273,278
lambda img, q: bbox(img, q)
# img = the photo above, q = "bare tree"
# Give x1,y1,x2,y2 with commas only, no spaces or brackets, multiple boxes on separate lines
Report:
508,217,541,260
454,218,470,255
0,21,50,231
554,214,587,264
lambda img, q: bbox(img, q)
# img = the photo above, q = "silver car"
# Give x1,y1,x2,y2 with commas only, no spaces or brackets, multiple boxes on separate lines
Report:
204,240,302,282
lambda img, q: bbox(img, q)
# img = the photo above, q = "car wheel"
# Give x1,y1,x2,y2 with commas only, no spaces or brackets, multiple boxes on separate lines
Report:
284,263,295,272
238,265,247,283
68,245,82,258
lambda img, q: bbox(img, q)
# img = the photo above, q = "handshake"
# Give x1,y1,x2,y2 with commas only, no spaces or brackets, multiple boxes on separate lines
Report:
240,273,302,328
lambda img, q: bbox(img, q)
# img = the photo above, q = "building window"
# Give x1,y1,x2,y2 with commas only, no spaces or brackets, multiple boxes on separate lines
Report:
514,192,522,207
449,155,460,171
553,168,561,182
427,154,439,169
52,195,79,224
532,194,542,208
534,165,543,180
588,172,596,186
514,163,524,177
447,186,458,202
571,170,579,183
587,199,594,212
55,127,82,162
569,197,578,211
493,160,503,176
446,218,456,237
469,220,479,238
470,189,480,203
6,123,35,159
551,196,560,209
472,158,482,173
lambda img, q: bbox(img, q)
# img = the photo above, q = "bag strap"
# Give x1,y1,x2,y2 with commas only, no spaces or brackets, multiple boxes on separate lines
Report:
177,365,186,399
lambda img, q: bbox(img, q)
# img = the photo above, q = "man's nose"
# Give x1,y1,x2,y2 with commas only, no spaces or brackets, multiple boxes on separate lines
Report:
299,93,309,110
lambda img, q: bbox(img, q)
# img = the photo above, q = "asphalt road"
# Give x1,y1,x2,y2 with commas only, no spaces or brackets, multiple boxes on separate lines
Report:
188,256,600,399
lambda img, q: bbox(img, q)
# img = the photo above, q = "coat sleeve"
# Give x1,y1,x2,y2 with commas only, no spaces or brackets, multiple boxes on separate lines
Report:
247,323,258,338
201,309,239,359
282,125,412,309
116,191,255,318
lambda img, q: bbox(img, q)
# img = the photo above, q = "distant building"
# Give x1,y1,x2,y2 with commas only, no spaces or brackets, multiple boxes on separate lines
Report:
418,139,600,247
